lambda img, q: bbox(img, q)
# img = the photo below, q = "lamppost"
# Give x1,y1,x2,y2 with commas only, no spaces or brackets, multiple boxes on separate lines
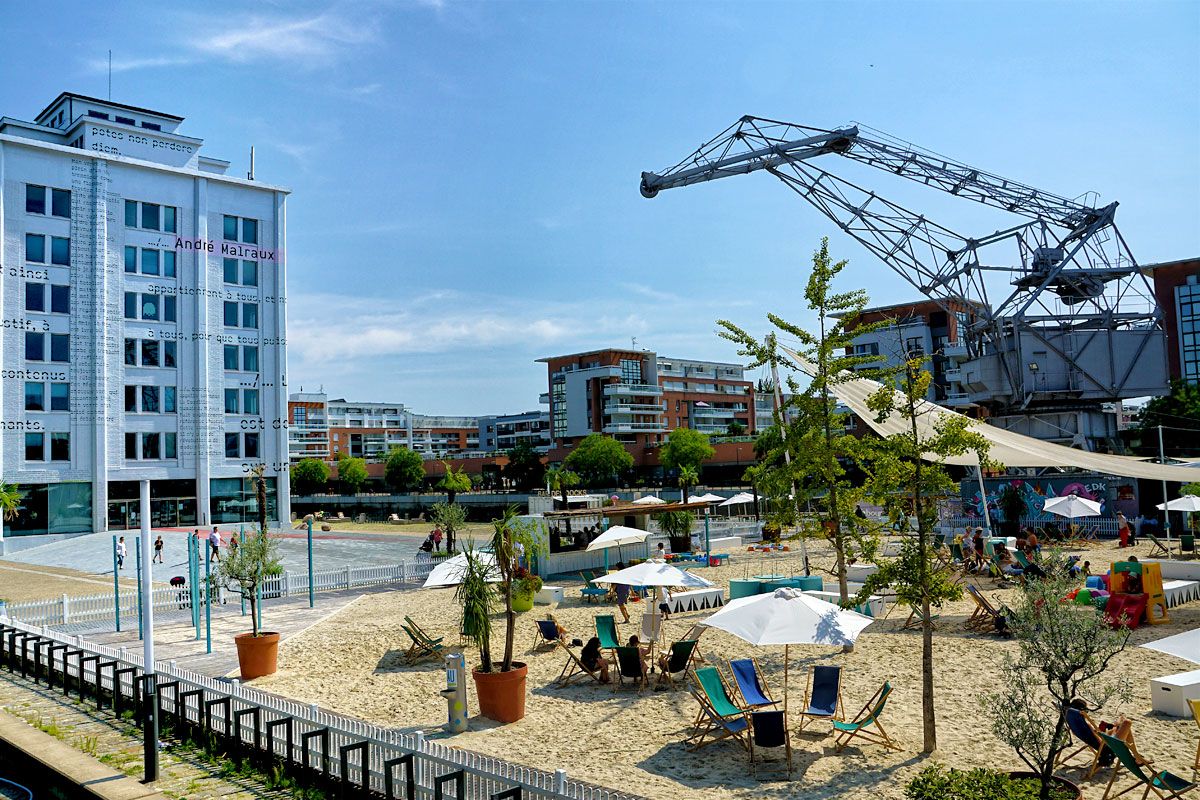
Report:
138,479,159,782
304,514,315,607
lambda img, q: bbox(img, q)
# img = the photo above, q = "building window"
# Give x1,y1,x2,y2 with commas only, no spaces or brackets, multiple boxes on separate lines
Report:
50,383,69,411
223,302,238,327
225,389,240,414
141,249,159,275
163,250,176,278
50,432,70,461
163,296,176,323
52,189,71,218
124,339,137,365
125,433,138,460
50,237,70,266
25,432,44,461
142,204,160,231
125,200,178,233
225,433,240,458
87,110,109,120
143,386,161,413
164,206,176,233
223,215,258,244
143,432,160,460
620,359,642,385
163,341,177,368
50,284,69,314
243,346,259,371
242,303,258,329
25,282,45,312
141,294,159,321
25,234,45,263
115,115,135,125
164,432,177,459
24,382,44,411
125,200,137,227
141,340,160,367
124,292,138,319
242,260,258,286
142,121,161,132
125,385,137,412
25,186,70,218
125,246,137,273
223,258,239,284
25,332,44,361
26,184,46,214
243,389,259,415
164,386,176,413
244,432,260,458
224,344,239,370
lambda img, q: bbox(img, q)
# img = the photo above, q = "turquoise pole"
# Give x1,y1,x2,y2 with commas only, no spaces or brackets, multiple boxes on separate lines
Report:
204,545,211,654
112,535,121,633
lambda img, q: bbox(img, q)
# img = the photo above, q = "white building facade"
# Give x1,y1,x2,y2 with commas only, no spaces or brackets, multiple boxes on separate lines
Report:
0,93,290,539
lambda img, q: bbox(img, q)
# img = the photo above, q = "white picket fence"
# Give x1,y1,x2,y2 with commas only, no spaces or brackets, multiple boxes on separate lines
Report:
943,516,1120,537
0,618,645,800
2,560,436,631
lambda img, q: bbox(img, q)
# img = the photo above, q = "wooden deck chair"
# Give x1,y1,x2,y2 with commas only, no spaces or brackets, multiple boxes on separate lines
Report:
533,617,564,650
579,570,608,603
1056,706,1108,779
833,682,900,752
657,640,698,689
612,646,648,692
965,585,1004,632
749,710,793,778
1190,698,1200,771
401,622,445,664
640,611,664,646
728,658,777,709
680,623,708,667
1099,732,1195,800
595,614,621,651
1147,533,1174,558
686,666,749,751
797,665,845,732
902,605,940,631
554,641,605,687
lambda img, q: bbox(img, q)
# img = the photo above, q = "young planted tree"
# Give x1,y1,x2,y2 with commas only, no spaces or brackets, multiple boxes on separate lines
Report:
488,505,538,672
546,466,580,540
984,561,1130,799
719,238,891,601
430,502,467,554
0,483,23,522
438,462,472,504
217,466,284,638
660,428,715,498
338,456,369,494
857,355,994,753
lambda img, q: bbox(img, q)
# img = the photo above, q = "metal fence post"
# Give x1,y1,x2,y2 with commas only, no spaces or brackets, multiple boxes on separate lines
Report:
555,769,568,795
61,594,70,626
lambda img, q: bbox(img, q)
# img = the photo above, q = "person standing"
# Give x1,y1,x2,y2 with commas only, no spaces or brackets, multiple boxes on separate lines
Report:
153,535,164,564
209,526,221,562
431,526,443,552
116,536,127,570
229,532,239,558
613,562,631,623
1117,511,1131,548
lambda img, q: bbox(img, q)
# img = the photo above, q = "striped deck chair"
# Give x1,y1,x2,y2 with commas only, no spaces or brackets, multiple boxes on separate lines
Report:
964,585,1004,632
833,682,900,752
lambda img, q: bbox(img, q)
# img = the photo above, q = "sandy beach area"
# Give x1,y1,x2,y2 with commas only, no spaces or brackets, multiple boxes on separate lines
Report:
251,538,1200,799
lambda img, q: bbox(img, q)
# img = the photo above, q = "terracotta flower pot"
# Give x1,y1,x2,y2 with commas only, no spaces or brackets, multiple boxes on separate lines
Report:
472,662,528,723
235,632,280,680
1007,772,1083,800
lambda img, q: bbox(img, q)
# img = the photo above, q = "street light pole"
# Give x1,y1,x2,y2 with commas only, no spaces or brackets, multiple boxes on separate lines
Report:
306,516,315,608
138,479,158,782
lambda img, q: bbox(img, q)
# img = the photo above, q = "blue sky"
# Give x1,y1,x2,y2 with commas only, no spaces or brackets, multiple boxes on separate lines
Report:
2,1,1197,415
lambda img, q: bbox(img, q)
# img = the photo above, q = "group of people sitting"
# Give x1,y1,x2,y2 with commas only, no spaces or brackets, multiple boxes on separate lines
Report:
579,633,674,686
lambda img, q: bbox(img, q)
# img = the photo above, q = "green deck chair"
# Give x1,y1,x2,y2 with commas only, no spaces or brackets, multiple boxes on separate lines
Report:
401,622,445,664
595,614,621,650
612,646,647,692
657,640,698,689
833,682,900,752
1099,732,1196,800
686,666,748,751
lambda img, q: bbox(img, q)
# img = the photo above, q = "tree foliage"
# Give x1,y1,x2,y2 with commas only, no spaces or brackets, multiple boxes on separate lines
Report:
338,456,369,494
677,465,698,502
660,427,715,473
1138,380,1200,458
655,509,695,553
291,458,330,495
383,447,425,492
430,501,467,542
564,433,634,487
546,467,580,506
0,483,23,522
504,442,546,492
437,462,472,503
984,559,1130,799
216,466,284,637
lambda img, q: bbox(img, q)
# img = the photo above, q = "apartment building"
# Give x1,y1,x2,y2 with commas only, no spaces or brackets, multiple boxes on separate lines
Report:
478,411,551,452
0,92,289,537
1143,257,1200,384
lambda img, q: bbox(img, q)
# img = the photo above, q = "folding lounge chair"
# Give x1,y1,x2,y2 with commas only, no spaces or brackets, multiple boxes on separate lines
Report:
729,658,777,709
595,615,621,651
613,647,648,692
554,641,605,687
797,665,844,733
965,586,1004,632
902,605,940,631
533,618,563,650
686,666,748,751
681,623,708,667
833,682,900,752
749,709,793,778
1056,706,1108,779
641,611,663,646
1148,533,1174,558
1099,732,1196,800
580,571,608,603
657,640,698,689
401,622,445,664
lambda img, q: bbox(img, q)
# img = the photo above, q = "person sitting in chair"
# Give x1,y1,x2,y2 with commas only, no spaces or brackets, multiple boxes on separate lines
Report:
580,637,610,683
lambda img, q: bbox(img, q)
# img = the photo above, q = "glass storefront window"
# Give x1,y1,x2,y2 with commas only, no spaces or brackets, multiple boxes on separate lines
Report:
7,482,92,536
210,477,277,524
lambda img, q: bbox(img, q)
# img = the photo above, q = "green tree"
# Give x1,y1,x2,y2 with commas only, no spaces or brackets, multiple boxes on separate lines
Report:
383,447,425,492
437,462,472,504
504,442,546,492
725,421,747,436
720,238,891,602
677,465,698,503
984,559,1130,800
338,457,368,494
857,355,994,753
291,458,330,495
0,483,23,522
1138,380,1200,458
564,433,634,487
216,466,284,637
430,501,467,552
660,427,715,473
546,467,580,508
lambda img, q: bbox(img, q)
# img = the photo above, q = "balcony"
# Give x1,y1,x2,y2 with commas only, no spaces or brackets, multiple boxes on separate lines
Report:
604,402,664,414
942,341,967,358
692,423,729,434
539,392,550,405
692,407,740,418
603,382,663,397
945,392,975,407
602,422,667,434
944,368,962,382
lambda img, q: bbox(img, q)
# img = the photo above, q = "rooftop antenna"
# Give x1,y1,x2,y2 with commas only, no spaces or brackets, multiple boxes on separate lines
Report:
632,336,638,350
248,146,255,180
107,50,112,100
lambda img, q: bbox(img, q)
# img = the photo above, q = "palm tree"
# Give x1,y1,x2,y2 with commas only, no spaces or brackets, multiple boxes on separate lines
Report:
678,465,698,503
0,483,22,522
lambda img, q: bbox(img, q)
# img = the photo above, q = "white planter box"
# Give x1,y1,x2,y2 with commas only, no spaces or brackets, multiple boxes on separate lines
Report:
1151,669,1200,717
535,586,565,605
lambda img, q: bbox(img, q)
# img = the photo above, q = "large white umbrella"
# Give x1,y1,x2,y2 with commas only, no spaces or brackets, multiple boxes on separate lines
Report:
1043,494,1102,519
1141,628,1200,665
422,551,500,588
719,492,755,507
632,495,666,505
586,525,650,551
590,560,714,589
1157,495,1200,512
692,493,724,503
702,587,874,712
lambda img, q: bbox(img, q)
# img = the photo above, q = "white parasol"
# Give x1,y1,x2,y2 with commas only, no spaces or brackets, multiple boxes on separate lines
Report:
422,551,500,588
632,495,666,505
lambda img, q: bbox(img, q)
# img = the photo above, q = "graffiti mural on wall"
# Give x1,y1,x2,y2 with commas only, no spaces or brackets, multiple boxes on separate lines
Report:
959,475,1139,521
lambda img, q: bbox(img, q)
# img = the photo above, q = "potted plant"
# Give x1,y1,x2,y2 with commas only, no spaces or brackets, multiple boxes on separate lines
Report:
510,566,542,612
983,555,1128,800
654,509,695,554
455,505,536,723
216,466,285,680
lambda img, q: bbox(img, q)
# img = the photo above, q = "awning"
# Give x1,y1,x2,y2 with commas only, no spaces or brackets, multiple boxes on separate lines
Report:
779,343,1200,482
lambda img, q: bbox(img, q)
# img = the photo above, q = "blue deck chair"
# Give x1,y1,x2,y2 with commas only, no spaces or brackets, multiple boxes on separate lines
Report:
595,615,621,650
833,682,899,752
729,659,777,709
749,710,792,778
686,666,748,751
532,617,563,650
1099,732,1195,799
1056,707,1106,778
797,665,844,732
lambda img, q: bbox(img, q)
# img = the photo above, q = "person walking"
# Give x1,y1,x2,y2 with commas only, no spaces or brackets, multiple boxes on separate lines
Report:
209,526,222,562
116,536,127,570
153,535,164,564
229,532,239,558
431,526,443,552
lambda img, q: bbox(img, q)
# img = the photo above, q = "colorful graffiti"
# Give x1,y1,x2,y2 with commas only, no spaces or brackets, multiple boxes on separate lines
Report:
959,475,1139,521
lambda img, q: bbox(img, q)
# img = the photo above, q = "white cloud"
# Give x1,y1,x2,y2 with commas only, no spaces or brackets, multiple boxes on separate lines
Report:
189,12,377,64
87,55,193,74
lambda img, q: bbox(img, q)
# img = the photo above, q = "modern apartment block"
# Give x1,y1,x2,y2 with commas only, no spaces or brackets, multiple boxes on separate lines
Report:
478,410,551,452
1143,257,1200,384
538,348,756,449
286,392,479,461
0,93,290,538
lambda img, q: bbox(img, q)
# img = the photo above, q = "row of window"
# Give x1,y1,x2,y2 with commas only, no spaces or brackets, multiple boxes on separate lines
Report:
125,338,178,368
26,185,71,218
24,382,70,411
25,283,70,314
223,258,258,286
125,200,178,233
125,385,177,414
124,292,178,322
224,344,260,372
223,215,258,244
125,432,177,461
225,432,261,458
125,246,177,277
223,301,258,329
25,432,69,462
86,110,161,131
25,332,69,362
224,388,260,415
26,234,70,265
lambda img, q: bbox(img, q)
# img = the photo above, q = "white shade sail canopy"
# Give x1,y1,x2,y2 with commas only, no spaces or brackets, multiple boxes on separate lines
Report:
1141,628,1200,665
590,561,714,588
692,493,725,503
703,587,873,647
1043,494,1102,519
779,343,1200,482
585,525,651,552
1157,495,1200,512
422,551,500,588
632,495,666,505
719,492,756,507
